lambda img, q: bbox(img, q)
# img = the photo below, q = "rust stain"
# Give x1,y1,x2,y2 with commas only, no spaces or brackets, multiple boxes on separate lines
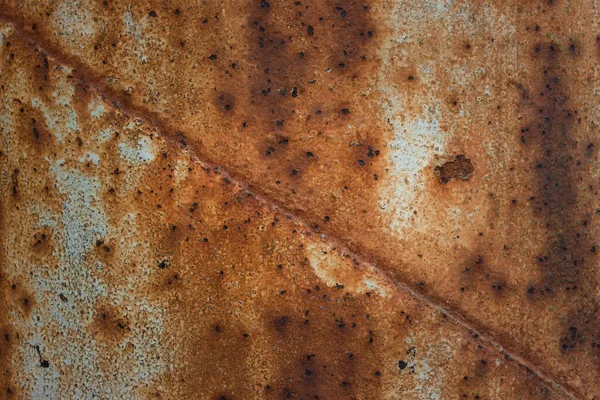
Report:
0,200,18,399
90,304,132,344
434,155,474,184
518,33,600,378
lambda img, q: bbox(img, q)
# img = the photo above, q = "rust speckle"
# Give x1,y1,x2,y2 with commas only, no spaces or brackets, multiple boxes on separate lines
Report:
9,169,19,199
11,284,36,318
434,155,474,184
91,305,132,345
0,195,16,397
238,0,376,134
0,297,13,396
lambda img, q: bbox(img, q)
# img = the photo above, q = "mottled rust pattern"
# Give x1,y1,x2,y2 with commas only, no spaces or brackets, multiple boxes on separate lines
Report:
0,0,599,398
0,24,565,398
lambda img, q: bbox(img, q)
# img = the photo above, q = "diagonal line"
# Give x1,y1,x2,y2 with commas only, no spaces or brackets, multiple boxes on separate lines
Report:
0,13,580,400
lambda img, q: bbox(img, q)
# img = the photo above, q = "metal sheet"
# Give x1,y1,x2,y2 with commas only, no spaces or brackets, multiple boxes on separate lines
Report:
0,0,598,398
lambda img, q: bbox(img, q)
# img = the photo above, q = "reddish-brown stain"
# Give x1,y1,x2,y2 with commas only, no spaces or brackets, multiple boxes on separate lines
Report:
434,155,474,184
0,196,17,398
90,305,132,344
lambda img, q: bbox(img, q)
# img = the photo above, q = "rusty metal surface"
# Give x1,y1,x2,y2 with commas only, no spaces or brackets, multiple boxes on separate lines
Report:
0,24,566,399
0,0,598,398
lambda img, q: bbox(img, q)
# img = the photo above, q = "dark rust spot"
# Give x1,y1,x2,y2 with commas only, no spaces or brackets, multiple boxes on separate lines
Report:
10,170,19,199
434,155,474,184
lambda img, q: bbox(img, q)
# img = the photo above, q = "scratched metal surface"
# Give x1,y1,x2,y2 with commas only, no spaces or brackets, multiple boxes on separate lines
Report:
0,0,598,399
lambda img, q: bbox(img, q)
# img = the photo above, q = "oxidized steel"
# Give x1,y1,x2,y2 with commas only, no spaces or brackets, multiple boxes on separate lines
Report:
0,0,598,399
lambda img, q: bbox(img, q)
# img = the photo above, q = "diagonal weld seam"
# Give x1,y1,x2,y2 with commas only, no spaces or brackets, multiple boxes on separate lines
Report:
0,14,580,400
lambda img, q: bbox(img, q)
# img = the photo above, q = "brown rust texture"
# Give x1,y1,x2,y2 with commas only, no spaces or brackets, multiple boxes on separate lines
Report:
434,155,474,184
0,0,599,398
0,24,564,399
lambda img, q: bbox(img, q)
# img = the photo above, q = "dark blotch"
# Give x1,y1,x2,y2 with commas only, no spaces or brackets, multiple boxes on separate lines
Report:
434,155,474,184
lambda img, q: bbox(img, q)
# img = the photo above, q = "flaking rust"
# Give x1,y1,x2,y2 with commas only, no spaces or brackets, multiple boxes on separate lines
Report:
0,0,599,398
434,155,474,184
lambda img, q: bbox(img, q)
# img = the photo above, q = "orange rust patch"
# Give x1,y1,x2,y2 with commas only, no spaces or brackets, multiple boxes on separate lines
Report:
90,305,132,344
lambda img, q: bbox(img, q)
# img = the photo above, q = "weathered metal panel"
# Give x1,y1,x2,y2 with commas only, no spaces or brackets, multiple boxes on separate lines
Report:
0,24,565,399
0,0,598,398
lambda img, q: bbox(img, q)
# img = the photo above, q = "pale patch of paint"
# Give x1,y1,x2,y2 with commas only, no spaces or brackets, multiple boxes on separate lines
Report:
9,161,110,396
377,5,452,235
392,0,454,23
31,96,79,143
50,160,108,260
173,159,190,185
19,341,60,399
411,340,456,400
96,127,114,143
389,112,446,173
79,152,100,166
384,336,457,400
52,69,76,106
118,136,156,164
304,242,392,297
10,160,168,398
124,121,137,130
88,98,106,118
376,0,518,233
377,104,447,234
395,33,411,44
52,1,97,38
124,8,150,63
362,278,390,296
29,203,59,228
305,243,344,288
426,0,453,18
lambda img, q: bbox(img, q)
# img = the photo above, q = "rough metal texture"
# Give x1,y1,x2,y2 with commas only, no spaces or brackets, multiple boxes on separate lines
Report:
0,0,598,399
